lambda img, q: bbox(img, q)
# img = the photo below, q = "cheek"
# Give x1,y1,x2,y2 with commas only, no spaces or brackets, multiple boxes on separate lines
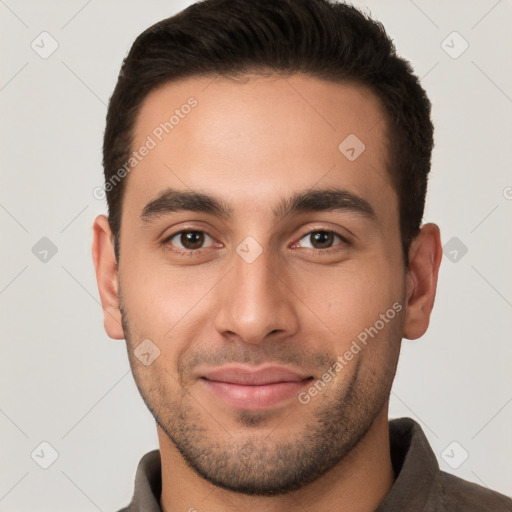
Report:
300,257,404,346
119,257,223,343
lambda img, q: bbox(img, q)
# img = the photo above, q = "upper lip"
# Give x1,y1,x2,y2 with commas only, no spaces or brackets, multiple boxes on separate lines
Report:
201,365,312,385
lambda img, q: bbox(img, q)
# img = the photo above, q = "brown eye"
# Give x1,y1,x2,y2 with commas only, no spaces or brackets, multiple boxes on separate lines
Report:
310,231,334,249
297,230,346,250
181,231,204,249
167,230,213,251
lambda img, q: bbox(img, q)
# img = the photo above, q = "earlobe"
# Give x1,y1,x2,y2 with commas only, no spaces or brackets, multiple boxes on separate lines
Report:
402,223,442,340
92,215,125,340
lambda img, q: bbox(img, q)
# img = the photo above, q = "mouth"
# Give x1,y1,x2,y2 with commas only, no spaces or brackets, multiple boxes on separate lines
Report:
200,365,314,410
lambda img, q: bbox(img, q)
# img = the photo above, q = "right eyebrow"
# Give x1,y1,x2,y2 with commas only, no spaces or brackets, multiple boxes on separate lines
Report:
140,188,233,223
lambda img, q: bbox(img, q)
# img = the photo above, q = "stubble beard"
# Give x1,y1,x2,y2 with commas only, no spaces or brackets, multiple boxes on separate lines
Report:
120,303,400,496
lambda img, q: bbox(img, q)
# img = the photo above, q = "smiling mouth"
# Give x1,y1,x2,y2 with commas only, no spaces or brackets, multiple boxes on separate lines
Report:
200,365,314,410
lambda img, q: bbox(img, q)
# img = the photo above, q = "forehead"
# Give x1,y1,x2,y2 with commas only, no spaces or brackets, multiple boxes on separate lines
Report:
126,74,395,223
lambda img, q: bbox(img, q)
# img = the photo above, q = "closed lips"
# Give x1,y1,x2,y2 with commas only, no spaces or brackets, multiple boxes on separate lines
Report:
201,366,313,385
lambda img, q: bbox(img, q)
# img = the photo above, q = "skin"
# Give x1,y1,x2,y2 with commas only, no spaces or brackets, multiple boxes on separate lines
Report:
92,74,442,512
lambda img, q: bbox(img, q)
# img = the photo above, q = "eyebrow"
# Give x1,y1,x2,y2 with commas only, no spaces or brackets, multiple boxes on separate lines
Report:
140,186,376,223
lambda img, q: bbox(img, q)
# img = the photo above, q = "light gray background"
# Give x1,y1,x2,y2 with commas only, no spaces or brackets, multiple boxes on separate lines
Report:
1,0,511,510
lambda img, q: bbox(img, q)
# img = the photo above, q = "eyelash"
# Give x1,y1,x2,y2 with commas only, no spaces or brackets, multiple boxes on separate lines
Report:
162,228,350,255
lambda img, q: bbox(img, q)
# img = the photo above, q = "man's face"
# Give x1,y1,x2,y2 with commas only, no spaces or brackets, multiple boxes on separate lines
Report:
116,74,407,494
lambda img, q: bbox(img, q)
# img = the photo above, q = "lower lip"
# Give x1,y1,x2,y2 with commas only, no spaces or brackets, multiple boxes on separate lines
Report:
201,378,311,410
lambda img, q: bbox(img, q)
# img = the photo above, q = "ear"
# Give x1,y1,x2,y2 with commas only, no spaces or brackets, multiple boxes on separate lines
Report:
92,215,125,340
403,223,442,340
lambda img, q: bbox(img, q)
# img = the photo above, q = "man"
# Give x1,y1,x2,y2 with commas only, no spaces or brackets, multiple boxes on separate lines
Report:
92,0,512,510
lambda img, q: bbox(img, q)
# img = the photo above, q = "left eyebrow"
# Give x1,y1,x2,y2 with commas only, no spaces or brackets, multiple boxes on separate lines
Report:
273,187,376,221
140,186,376,223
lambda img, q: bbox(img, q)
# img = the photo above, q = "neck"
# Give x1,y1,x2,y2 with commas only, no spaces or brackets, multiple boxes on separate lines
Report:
158,408,395,512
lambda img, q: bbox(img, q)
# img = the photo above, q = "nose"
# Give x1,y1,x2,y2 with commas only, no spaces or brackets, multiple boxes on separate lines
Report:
213,243,300,345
